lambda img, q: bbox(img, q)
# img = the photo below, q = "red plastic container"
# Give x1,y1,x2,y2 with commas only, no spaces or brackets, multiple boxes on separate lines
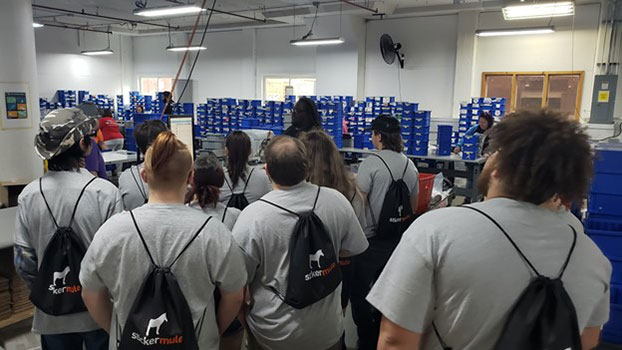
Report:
416,173,436,214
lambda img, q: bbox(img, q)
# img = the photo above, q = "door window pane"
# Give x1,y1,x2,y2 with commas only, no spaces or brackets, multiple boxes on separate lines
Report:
516,75,544,112
547,75,580,118
265,78,290,101
158,78,173,94
140,78,158,96
265,78,316,101
291,78,316,97
485,75,512,103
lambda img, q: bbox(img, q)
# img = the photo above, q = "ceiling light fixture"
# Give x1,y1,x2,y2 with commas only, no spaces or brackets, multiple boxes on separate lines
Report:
476,26,556,37
81,49,115,55
33,22,44,28
290,37,345,46
166,45,207,52
134,5,204,17
503,2,574,20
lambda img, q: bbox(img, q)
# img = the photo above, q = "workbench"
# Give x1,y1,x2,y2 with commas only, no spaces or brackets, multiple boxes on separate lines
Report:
102,150,138,167
339,147,486,203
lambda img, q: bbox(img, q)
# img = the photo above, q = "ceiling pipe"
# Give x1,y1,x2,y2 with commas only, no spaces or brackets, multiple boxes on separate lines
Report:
339,0,378,14
37,22,113,34
32,4,175,29
208,8,266,22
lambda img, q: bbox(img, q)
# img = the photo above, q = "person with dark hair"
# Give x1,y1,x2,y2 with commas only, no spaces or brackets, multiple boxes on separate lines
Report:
117,120,168,210
231,136,368,350
454,111,495,155
14,108,122,350
369,110,610,350
81,132,247,350
161,91,174,115
284,97,323,138
220,130,272,208
187,153,241,230
98,109,124,151
351,115,419,350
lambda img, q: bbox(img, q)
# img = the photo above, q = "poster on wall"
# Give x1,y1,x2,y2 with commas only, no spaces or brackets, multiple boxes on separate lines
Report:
0,82,32,130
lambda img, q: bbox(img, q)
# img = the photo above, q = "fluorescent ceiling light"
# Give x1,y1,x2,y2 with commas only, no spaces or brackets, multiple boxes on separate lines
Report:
33,22,44,28
81,49,115,56
503,2,574,20
134,5,204,17
290,37,345,46
166,45,207,52
476,26,555,37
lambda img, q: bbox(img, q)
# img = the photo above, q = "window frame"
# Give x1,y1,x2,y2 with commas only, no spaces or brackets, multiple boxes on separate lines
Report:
481,71,584,120
262,75,317,101
138,76,175,96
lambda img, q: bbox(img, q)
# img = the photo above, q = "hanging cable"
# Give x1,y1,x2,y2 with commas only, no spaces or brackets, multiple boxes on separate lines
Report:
302,3,320,40
176,0,217,103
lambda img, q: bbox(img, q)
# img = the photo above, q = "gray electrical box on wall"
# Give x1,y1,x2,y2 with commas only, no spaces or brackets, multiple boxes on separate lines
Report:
590,75,618,124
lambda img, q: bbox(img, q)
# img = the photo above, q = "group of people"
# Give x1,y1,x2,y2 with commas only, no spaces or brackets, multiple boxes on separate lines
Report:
13,100,611,350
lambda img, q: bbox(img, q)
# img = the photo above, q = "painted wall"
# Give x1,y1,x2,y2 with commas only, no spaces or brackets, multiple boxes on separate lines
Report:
364,15,459,117
35,27,134,101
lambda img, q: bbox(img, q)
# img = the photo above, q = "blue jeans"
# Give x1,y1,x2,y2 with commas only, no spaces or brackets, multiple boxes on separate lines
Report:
41,329,108,350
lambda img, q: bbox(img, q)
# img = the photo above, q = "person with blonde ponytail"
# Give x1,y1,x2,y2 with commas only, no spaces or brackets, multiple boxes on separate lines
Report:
80,132,247,350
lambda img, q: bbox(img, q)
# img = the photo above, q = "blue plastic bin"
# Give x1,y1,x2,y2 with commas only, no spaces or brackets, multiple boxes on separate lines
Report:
595,149,622,174
589,193,622,216
592,173,622,195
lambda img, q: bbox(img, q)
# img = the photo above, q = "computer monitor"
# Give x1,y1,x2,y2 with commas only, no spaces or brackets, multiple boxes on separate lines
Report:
167,115,196,159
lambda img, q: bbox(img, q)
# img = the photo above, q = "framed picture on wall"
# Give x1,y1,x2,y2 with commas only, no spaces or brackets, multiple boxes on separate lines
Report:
0,82,32,130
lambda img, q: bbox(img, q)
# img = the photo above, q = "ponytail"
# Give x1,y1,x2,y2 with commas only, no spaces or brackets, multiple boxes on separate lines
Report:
185,153,225,208
225,131,251,187
144,131,193,189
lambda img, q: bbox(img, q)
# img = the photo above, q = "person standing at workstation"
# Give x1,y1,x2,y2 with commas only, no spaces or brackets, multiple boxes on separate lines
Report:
118,120,168,210
369,111,610,350
14,108,122,350
453,111,494,155
284,96,323,138
80,132,247,350
161,91,175,115
220,130,272,209
232,136,368,350
351,115,419,350
98,109,124,151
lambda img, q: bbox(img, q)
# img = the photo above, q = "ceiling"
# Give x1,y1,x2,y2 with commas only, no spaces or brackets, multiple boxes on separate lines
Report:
31,0,499,35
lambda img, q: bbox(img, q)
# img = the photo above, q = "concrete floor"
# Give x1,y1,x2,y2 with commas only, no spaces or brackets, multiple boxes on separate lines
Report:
0,318,40,350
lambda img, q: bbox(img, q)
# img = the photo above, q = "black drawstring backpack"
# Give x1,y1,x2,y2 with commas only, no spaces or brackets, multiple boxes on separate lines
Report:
433,206,582,350
260,186,342,309
130,166,148,205
30,176,97,316
369,154,414,240
118,211,211,350
225,168,255,210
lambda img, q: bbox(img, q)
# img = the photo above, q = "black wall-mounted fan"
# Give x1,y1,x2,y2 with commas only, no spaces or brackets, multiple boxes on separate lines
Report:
380,34,404,69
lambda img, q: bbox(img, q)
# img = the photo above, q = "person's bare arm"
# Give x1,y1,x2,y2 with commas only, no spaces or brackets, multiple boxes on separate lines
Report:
82,288,113,333
581,327,601,350
377,316,422,350
411,195,419,216
217,287,244,335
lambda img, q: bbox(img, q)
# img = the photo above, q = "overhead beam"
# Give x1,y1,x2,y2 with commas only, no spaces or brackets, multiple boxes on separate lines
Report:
32,4,174,29
36,22,113,34
339,0,378,14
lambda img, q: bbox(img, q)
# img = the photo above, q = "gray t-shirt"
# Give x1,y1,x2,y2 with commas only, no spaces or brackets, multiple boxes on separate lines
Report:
220,165,272,205
80,204,247,350
232,182,369,350
14,169,122,334
190,202,241,230
118,164,149,211
367,198,612,350
356,150,419,237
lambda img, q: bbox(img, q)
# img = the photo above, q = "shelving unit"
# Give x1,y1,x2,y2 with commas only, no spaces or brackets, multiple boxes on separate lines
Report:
0,308,34,329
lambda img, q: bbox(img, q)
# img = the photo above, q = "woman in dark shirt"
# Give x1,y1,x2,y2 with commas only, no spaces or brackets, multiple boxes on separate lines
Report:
284,96,322,138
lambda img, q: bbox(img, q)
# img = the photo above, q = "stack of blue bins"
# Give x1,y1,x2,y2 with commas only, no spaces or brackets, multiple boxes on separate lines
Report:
437,125,453,156
585,146,622,344
409,111,431,156
461,134,480,160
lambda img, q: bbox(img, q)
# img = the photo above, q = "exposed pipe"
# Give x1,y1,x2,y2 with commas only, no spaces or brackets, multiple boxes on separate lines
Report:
39,22,113,34
339,0,378,14
208,8,266,23
32,4,174,29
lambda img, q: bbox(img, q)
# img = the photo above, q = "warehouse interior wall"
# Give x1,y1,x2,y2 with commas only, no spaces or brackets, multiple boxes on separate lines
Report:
32,4,603,120
35,28,134,102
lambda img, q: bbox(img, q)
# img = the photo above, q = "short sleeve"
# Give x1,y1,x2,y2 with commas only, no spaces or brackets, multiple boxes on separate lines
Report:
366,235,435,333
99,186,123,222
14,195,32,248
209,231,247,293
356,158,374,194
232,210,262,284
80,233,107,291
408,163,419,198
587,283,611,327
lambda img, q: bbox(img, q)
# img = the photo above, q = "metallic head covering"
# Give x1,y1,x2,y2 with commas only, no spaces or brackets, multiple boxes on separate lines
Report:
35,108,98,160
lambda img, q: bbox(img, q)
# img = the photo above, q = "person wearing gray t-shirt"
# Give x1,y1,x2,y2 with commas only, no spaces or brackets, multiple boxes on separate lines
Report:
369,111,611,350
232,136,369,350
351,115,419,350
81,132,246,350
118,120,168,210
14,108,122,350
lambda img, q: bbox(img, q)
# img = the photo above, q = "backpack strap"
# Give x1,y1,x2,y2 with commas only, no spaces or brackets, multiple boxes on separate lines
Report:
130,210,157,267
258,186,321,217
312,186,321,211
558,225,578,279
370,154,395,182
130,165,147,202
39,178,59,229
39,176,97,229
401,157,410,179
242,167,255,194
222,205,228,223
169,216,211,268
432,323,452,350
462,205,542,277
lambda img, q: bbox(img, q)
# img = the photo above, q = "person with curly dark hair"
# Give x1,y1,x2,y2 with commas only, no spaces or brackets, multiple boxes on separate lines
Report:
369,110,610,350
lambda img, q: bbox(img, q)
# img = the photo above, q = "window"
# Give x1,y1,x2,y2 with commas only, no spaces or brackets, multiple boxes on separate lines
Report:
264,77,316,101
139,77,174,96
482,72,584,119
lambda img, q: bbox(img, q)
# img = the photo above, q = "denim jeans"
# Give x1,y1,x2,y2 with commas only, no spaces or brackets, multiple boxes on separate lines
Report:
41,329,108,350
